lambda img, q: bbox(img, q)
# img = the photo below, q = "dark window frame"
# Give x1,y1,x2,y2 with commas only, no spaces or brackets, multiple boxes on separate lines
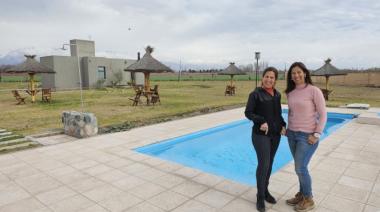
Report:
97,66,106,80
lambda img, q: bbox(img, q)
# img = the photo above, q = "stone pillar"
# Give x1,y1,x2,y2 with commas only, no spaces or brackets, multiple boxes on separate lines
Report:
62,111,98,138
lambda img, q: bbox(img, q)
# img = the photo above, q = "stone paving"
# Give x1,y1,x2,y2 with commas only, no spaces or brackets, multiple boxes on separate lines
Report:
0,107,380,212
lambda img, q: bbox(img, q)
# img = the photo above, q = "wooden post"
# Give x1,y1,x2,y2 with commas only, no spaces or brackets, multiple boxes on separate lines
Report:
144,72,150,92
325,76,330,91
29,73,36,103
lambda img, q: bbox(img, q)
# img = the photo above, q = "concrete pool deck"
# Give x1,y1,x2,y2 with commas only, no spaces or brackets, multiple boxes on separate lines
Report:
0,107,379,212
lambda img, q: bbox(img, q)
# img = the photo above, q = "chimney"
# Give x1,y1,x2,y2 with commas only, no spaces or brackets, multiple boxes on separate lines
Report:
137,52,140,60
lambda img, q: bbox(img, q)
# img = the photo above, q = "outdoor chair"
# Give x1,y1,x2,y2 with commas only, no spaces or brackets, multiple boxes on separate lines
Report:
321,88,333,101
11,90,26,105
150,85,161,105
129,86,143,106
41,88,52,103
225,85,236,96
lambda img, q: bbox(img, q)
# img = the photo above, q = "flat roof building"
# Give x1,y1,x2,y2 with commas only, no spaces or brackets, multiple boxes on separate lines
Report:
40,39,144,90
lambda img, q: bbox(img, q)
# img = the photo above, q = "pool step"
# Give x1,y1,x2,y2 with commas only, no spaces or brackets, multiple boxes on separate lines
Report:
0,138,29,148
0,134,24,142
0,129,40,154
0,132,12,136
357,112,380,125
0,141,40,154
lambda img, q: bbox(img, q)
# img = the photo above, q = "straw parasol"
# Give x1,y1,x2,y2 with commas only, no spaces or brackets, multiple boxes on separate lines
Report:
125,46,173,92
311,58,347,91
218,62,246,87
5,55,55,103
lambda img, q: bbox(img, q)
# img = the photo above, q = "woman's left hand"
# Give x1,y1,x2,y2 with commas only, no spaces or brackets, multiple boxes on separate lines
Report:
308,135,319,144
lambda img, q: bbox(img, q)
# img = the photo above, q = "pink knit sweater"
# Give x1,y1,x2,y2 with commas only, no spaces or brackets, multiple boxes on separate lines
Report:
287,84,327,134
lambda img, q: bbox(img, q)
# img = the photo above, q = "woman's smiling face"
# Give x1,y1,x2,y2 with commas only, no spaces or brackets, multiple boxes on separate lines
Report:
291,66,305,85
262,71,276,89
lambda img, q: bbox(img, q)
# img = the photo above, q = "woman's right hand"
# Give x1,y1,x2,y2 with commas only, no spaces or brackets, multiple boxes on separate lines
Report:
308,134,319,145
260,123,269,135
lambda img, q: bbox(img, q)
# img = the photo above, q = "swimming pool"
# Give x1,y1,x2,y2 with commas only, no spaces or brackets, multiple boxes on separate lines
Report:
136,112,354,186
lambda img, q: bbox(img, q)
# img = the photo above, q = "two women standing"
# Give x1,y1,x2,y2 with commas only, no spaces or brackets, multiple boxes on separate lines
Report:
245,62,327,212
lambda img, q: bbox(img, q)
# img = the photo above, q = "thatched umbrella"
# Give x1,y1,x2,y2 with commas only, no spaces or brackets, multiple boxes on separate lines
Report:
5,55,55,103
311,58,347,91
125,46,173,92
218,62,246,87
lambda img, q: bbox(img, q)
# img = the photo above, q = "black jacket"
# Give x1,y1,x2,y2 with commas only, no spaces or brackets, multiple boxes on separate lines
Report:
244,87,286,136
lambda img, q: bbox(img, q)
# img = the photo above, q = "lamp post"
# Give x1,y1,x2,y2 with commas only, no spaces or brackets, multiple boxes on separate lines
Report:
284,62,287,81
61,43,84,112
178,58,182,82
255,52,260,87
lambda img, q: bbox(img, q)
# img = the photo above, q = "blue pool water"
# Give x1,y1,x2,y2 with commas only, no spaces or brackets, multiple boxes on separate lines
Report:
136,112,354,186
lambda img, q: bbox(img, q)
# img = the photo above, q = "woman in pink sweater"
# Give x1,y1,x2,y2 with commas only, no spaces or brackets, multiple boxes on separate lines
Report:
285,62,327,212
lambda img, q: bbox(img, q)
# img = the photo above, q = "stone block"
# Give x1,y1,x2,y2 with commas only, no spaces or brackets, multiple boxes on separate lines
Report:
62,111,98,138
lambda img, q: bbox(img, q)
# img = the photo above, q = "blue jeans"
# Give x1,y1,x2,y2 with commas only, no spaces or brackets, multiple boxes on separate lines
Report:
287,130,319,197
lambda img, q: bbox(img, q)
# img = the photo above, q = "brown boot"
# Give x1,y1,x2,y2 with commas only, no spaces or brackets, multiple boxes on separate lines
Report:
294,196,315,212
286,192,303,206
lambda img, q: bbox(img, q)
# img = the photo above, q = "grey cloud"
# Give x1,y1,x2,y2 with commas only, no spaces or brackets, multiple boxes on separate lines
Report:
0,0,379,68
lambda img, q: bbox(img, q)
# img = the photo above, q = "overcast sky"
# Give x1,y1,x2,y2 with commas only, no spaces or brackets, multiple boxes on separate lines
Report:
1,0,379,70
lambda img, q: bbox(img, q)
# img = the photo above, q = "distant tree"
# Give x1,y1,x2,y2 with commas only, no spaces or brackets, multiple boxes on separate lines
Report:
96,79,106,89
112,71,123,86
240,64,253,73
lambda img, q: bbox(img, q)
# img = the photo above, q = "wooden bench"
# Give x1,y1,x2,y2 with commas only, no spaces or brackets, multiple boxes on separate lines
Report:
11,90,26,105
225,85,236,96
321,88,333,101
150,85,160,105
129,86,143,106
41,88,52,103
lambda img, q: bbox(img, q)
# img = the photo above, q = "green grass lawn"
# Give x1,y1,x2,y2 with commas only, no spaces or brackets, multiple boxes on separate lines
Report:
1,80,379,136
0,75,40,82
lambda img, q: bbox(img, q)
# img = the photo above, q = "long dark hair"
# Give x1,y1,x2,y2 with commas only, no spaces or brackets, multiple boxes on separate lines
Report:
285,62,313,94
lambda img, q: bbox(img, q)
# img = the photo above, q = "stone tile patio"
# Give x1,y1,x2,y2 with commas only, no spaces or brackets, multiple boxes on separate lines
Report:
0,107,380,211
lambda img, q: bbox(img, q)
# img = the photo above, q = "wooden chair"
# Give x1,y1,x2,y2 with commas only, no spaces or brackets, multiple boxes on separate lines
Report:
129,86,143,106
41,88,52,103
225,85,236,96
150,85,160,105
11,90,26,105
321,88,333,101
231,85,236,95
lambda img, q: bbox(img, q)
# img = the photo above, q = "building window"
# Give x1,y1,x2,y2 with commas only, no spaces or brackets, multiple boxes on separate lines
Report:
97,66,106,80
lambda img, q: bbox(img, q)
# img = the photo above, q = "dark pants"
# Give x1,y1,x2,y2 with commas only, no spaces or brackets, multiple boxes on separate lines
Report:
252,132,280,197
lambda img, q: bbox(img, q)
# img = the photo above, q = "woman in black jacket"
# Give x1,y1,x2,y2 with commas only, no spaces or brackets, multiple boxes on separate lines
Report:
245,67,286,212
